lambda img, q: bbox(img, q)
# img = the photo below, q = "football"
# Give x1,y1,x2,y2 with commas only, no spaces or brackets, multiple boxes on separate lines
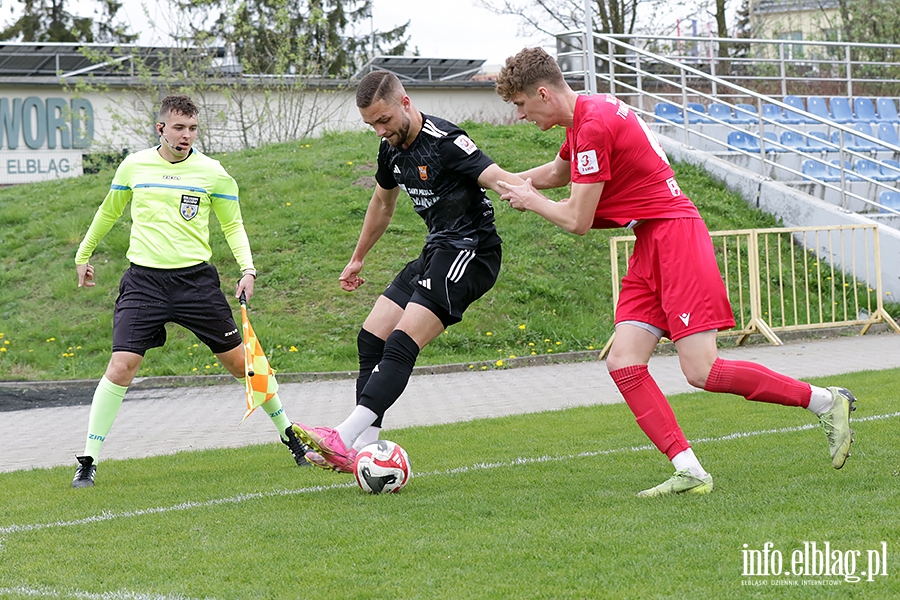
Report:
353,440,412,494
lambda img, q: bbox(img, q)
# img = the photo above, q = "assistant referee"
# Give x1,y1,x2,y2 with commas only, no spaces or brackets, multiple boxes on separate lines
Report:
71,95,308,488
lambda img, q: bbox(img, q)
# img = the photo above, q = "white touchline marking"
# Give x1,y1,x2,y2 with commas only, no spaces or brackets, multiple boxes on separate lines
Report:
2,411,896,538
0,584,215,599
0,481,356,535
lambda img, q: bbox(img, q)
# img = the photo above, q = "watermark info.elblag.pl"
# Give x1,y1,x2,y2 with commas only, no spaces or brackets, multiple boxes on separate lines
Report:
741,541,889,585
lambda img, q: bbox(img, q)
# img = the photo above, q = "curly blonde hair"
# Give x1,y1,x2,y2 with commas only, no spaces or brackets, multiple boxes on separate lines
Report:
496,47,568,102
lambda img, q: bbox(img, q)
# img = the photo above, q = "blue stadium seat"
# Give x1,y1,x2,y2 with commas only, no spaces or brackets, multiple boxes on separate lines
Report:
879,189,900,212
829,160,863,181
830,127,878,153
877,122,900,148
853,122,886,151
802,159,835,182
882,159,900,180
708,103,734,123
727,130,772,153
807,97,833,121
685,102,714,124
830,97,856,124
781,130,809,151
732,103,758,124
654,102,683,124
853,159,891,181
784,95,816,124
806,131,832,152
853,97,878,123
876,98,900,123
763,102,800,124
763,131,786,151
727,130,758,152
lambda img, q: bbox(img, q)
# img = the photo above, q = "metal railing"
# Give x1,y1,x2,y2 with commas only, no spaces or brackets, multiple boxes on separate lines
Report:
556,34,900,101
555,31,900,218
600,224,900,357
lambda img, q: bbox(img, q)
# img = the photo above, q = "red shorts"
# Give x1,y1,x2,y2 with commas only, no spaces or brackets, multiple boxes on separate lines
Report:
615,218,735,341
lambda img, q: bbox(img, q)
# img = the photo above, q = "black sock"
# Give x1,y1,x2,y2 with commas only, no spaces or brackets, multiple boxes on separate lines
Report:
358,329,420,419
356,328,385,400
356,328,387,428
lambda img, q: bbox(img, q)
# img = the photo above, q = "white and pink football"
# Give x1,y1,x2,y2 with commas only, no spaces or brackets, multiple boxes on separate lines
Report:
353,440,412,494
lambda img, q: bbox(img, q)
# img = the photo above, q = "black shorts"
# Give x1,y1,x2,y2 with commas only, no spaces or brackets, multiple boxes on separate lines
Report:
111,263,241,355
382,244,502,327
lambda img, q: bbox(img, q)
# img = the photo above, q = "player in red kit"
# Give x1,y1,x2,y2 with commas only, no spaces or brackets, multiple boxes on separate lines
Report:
495,47,856,497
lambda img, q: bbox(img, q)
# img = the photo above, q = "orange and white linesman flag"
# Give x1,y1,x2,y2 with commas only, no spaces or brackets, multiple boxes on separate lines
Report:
239,294,278,424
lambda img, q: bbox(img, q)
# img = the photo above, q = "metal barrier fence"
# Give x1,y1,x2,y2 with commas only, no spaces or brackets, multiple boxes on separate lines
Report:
601,224,900,358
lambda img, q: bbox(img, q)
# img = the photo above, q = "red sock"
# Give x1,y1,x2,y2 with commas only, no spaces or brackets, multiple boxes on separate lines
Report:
610,365,690,459
704,358,811,407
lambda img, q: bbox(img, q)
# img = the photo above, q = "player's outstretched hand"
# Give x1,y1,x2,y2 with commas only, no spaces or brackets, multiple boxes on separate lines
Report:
497,177,536,212
76,263,95,288
340,260,366,292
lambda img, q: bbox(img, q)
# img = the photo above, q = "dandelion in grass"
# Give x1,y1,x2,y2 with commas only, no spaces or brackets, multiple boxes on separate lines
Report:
289,346,298,352
0,347,6,353
518,324,526,330
46,337,55,342
486,331,492,336
496,360,504,367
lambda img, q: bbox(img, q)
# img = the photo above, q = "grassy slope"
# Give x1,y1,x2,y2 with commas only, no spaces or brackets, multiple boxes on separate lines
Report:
0,122,859,381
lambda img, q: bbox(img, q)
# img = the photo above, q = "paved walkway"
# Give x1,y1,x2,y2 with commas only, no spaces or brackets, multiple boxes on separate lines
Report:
3,334,899,473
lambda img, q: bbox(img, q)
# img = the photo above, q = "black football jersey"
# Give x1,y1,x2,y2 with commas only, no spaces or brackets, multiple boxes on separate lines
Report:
374,114,502,249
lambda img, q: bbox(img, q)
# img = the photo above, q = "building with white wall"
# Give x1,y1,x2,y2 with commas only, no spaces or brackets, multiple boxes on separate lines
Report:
0,44,516,185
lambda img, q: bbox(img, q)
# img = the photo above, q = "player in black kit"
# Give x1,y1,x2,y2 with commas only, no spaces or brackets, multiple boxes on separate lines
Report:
292,70,525,472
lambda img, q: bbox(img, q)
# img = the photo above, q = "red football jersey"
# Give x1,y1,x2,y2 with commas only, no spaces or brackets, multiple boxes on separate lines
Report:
559,94,701,228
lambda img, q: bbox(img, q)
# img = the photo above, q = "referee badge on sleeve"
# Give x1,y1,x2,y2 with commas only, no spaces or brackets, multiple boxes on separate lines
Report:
180,194,200,220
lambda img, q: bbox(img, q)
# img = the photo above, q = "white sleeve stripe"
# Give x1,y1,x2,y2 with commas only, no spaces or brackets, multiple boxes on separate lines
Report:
422,119,449,138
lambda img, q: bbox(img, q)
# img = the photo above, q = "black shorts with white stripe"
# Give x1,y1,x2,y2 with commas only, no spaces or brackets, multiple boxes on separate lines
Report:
382,243,502,327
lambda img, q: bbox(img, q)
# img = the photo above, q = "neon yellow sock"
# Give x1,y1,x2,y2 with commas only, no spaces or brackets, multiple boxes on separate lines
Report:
238,378,292,439
83,376,127,460
261,393,292,440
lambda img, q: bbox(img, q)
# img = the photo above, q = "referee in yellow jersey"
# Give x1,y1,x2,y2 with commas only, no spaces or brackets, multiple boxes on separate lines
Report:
72,95,308,488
